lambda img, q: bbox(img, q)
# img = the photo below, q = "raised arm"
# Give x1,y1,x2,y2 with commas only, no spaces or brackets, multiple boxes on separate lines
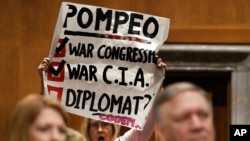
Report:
37,57,50,95
115,56,166,141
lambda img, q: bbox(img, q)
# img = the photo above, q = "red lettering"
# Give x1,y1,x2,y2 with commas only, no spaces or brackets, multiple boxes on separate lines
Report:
99,114,135,127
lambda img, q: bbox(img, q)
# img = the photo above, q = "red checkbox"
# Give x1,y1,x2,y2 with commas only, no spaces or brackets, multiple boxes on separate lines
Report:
47,85,63,101
54,38,66,57
47,62,65,82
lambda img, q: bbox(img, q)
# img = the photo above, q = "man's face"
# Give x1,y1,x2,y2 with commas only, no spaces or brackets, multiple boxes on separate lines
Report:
156,90,215,141
88,119,113,141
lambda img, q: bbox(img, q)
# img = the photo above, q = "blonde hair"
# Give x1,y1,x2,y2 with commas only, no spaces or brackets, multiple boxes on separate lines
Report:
67,128,86,141
81,118,120,141
4,94,69,141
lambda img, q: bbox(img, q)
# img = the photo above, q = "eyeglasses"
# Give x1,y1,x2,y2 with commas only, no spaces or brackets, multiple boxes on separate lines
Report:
89,122,112,129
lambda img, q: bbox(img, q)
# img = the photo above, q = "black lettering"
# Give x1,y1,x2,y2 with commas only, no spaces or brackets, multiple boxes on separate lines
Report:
111,46,120,60
63,4,77,28
132,47,139,62
66,89,152,116
86,44,94,57
113,11,129,33
118,67,128,86
110,95,123,113
126,47,133,62
89,65,98,81
79,65,89,80
67,64,80,79
104,46,112,58
63,7,160,38
119,47,126,60
95,8,112,31
137,49,144,63
67,64,97,81
81,90,92,109
143,17,159,38
133,96,144,114
143,94,152,109
69,43,94,58
98,93,110,112
147,50,155,63
128,13,143,35
121,97,132,115
103,65,113,84
89,91,98,112
74,90,83,109
78,43,94,57
77,7,93,28
134,68,145,87
69,43,81,56
97,44,154,64
66,89,76,107
97,45,105,59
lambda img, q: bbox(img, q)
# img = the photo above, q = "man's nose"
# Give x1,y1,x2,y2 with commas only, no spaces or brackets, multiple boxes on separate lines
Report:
191,115,203,129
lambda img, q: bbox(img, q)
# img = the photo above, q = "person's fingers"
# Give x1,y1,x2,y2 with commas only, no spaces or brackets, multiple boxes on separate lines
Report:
44,64,49,72
159,63,166,69
156,57,166,68
43,62,49,70
44,57,50,61
161,62,167,68
156,58,162,66
42,58,49,65
157,60,167,70
38,57,50,75
44,57,50,64
41,57,50,71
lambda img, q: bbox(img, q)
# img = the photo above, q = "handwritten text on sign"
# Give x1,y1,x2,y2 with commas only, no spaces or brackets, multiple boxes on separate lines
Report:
44,2,170,130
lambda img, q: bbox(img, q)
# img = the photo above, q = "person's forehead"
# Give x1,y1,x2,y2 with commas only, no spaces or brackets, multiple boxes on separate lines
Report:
173,90,206,102
89,119,105,124
35,107,66,124
164,90,209,111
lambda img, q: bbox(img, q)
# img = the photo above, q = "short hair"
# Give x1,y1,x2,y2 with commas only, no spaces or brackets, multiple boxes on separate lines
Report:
154,82,209,123
4,94,69,141
81,118,120,141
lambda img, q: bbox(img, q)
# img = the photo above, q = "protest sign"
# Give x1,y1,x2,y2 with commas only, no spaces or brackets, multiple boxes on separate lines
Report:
43,2,170,130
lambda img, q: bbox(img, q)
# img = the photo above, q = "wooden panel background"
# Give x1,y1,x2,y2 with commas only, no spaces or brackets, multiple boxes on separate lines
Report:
0,0,249,140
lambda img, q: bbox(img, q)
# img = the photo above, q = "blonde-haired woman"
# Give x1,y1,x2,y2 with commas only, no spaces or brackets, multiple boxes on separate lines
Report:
81,118,120,141
80,84,164,141
4,94,69,141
